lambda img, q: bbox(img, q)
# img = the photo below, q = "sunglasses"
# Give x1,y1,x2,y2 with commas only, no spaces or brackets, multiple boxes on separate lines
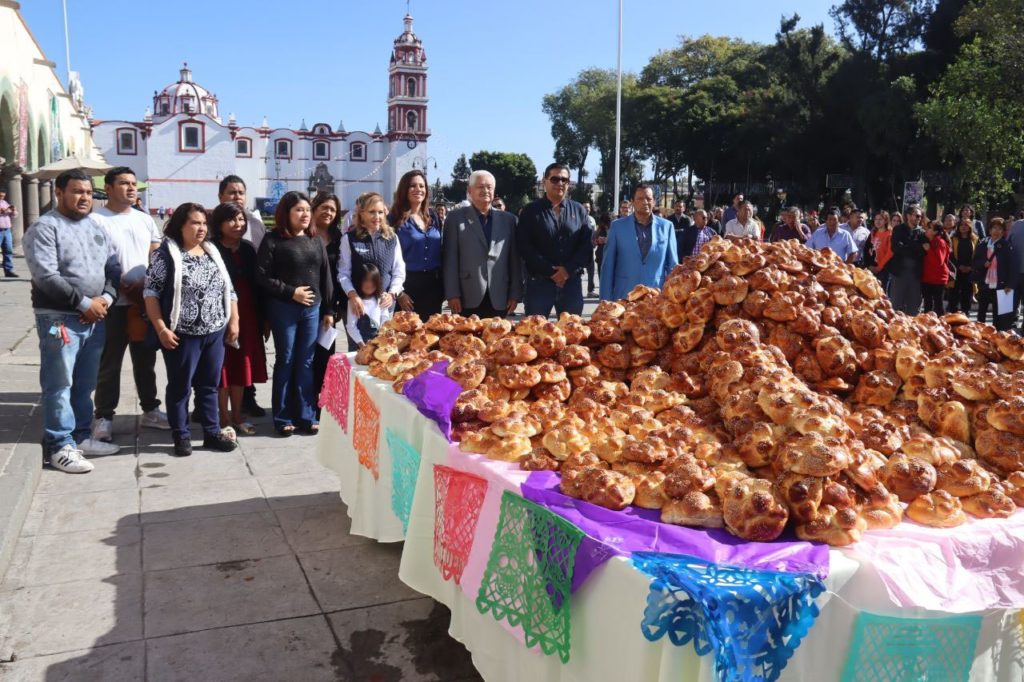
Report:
548,176,571,184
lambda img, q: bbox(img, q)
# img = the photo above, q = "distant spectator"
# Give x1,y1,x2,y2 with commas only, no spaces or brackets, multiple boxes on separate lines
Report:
840,210,871,264
593,212,612,283
691,209,718,256
583,201,598,296
889,206,929,315
722,193,744,228
959,204,986,239
771,206,810,243
867,211,893,292
973,217,1017,330
921,220,951,314
311,192,344,417
948,218,978,315
617,200,631,218
709,206,724,235
808,208,859,263
0,189,18,277
723,201,760,240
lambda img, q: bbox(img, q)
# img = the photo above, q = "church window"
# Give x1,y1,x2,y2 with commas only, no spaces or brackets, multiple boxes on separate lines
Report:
116,128,137,155
406,77,416,97
313,140,329,160
350,142,366,161
406,111,418,131
179,122,204,152
275,139,292,159
159,99,170,115
235,137,251,158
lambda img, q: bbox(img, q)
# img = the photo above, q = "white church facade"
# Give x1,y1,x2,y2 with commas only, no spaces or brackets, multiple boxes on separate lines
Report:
92,14,430,213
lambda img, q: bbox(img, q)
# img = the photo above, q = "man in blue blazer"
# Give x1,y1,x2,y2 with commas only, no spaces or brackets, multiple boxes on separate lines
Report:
599,184,679,301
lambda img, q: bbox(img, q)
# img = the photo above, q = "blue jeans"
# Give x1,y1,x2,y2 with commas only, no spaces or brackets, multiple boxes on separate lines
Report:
268,299,319,429
0,229,13,273
524,274,584,317
36,313,106,454
161,329,225,440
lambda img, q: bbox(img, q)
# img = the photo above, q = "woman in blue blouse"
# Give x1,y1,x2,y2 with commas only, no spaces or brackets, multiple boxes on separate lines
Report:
389,170,443,321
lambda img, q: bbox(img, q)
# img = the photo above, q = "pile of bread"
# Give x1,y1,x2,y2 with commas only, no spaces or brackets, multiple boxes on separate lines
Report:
353,236,1024,546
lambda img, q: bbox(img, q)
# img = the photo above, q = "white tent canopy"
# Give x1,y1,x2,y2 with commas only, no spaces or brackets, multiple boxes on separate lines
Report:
30,155,111,181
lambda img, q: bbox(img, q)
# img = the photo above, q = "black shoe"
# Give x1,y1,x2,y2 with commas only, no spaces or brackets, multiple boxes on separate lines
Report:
4,270,17,278
242,399,266,418
172,437,193,457
203,432,237,452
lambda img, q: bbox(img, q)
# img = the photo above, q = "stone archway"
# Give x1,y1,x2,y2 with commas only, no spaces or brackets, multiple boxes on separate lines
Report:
0,94,15,167
36,125,48,169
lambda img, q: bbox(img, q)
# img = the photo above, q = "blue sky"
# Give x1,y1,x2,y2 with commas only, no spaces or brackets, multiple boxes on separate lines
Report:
22,0,834,184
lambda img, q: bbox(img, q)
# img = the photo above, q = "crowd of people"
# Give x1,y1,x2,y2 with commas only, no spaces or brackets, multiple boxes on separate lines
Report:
19,162,1024,474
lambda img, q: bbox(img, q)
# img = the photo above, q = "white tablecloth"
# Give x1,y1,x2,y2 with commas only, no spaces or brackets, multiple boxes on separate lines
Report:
317,360,1024,682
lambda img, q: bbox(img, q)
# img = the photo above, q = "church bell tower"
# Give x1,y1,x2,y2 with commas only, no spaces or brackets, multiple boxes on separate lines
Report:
387,14,429,143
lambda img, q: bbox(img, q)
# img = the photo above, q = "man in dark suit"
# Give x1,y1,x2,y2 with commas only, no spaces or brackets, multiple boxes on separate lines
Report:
442,170,522,318
517,163,593,317
667,199,693,257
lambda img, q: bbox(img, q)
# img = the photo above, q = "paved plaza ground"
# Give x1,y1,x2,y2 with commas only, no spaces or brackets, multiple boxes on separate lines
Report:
0,256,491,681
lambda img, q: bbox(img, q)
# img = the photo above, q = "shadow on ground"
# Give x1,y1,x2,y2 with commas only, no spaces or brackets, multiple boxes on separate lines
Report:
0,486,481,682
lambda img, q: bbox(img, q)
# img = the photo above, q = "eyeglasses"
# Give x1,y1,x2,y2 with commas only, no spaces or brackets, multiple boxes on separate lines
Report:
548,176,570,185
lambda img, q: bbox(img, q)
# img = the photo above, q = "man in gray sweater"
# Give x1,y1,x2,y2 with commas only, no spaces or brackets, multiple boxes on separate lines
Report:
24,169,122,473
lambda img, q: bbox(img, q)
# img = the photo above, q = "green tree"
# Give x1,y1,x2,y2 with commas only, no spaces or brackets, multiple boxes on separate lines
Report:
829,0,934,62
449,153,471,201
469,151,538,212
541,68,636,205
919,0,1024,202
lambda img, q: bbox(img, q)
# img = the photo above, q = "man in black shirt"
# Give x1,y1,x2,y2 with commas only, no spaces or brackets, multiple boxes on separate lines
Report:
517,163,593,317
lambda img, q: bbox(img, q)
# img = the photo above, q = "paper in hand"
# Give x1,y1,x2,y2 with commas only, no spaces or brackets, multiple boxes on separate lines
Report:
317,325,338,350
997,289,1014,315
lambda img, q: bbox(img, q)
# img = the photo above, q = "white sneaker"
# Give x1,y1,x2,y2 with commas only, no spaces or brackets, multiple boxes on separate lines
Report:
78,438,121,456
140,409,171,430
91,417,113,443
50,445,94,473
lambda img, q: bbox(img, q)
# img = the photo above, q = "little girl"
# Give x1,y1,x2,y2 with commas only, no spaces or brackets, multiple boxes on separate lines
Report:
346,263,391,347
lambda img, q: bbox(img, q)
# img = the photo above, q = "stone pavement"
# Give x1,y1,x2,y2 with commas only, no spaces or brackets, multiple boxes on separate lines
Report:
0,260,483,681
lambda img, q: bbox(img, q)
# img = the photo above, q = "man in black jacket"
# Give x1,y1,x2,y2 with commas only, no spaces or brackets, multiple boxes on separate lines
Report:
516,163,593,316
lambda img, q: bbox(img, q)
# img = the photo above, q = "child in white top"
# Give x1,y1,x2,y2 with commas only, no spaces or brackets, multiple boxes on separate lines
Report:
346,263,391,346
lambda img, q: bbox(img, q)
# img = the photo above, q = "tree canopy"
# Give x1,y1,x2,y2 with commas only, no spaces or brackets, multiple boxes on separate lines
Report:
540,0,1024,212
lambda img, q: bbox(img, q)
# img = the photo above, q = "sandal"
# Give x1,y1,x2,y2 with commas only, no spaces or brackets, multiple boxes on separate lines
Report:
233,421,256,436
220,426,237,441
303,423,320,435
277,425,296,437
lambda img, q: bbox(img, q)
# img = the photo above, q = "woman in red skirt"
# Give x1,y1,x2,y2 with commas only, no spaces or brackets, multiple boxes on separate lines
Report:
211,202,268,435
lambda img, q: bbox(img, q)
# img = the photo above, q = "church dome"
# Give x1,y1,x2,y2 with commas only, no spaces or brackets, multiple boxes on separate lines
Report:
152,63,220,122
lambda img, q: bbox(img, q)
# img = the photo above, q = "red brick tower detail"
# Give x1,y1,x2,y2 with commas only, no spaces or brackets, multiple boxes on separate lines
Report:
387,14,429,142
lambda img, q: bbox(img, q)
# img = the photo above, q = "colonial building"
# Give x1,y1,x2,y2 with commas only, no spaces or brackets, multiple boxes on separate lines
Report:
0,3,106,248
92,13,430,213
